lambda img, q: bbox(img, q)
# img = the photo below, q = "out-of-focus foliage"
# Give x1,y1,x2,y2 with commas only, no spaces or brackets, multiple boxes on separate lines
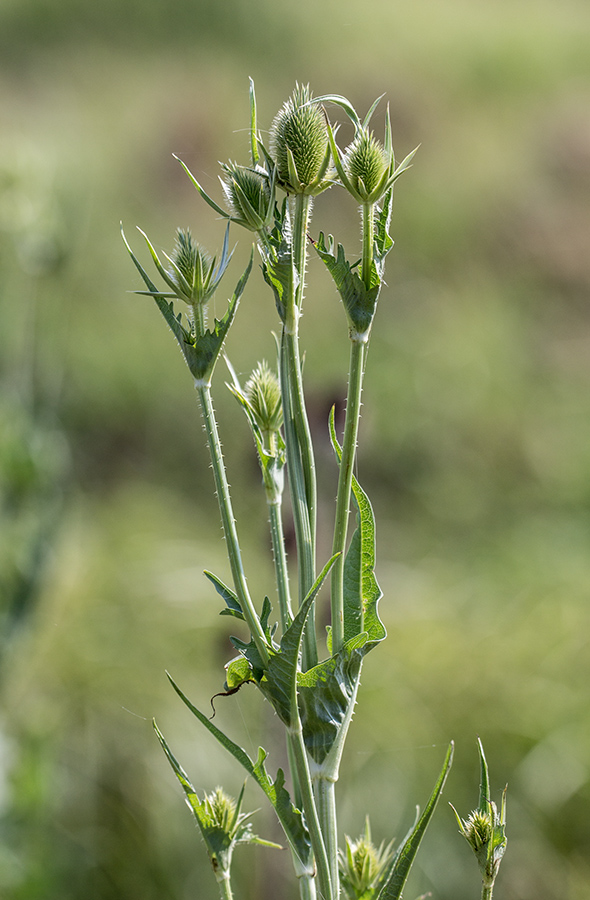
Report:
1,0,589,898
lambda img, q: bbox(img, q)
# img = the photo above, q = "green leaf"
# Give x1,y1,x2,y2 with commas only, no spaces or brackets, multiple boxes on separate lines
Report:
204,570,244,621
261,554,339,725
374,190,394,272
477,735,491,811
314,232,380,335
225,654,255,690
312,93,363,133
173,155,232,220
376,743,454,900
297,633,367,765
330,408,386,650
165,673,313,873
249,77,259,166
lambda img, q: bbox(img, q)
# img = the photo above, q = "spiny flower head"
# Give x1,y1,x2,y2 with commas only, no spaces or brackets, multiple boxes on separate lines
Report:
270,84,331,194
221,162,274,232
339,818,395,900
168,228,214,299
130,221,233,312
343,131,390,201
244,360,283,438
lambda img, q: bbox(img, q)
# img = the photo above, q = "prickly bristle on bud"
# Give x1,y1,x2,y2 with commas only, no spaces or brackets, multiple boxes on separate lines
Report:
170,228,211,292
221,162,271,230
339,821,395,899
343,131,389,198
245,360,283,435
463,809,493,850
270,84,328,190
204,787,237,834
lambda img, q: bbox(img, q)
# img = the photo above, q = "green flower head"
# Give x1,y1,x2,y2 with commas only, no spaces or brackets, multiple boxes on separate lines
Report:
168,228,214,302
450,739,507,891
270,84,332,194
343,131,390,202
127,223,233,309
339,817,395,900
221,162,274,233
244,360,283,437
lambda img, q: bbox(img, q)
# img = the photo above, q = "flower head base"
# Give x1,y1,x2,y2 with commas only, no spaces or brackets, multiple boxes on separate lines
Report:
450,739,507,892
339,817,395,900
270,84,333,195
221,162,275,232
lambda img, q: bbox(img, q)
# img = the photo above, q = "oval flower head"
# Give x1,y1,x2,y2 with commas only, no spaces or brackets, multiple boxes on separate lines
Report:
270,84,333,195
220,161,275,233
342,130,390,203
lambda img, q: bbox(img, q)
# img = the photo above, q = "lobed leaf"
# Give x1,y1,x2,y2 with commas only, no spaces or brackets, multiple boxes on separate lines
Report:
314,232,380,335
261,554,339,725
297,633,367,764
330,408,386,650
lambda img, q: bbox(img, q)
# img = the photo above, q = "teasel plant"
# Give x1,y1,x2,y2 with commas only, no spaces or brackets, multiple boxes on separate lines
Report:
121,81,503,900
450,739,508,900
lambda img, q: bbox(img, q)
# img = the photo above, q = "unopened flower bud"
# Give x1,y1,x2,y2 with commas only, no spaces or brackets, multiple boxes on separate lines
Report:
168,229,212,301
343,131,389,201
339,817,394,900
221,162,273,232
245,360,283,439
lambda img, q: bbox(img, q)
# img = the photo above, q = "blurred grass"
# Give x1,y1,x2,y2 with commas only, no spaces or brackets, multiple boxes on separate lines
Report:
1,0,590,897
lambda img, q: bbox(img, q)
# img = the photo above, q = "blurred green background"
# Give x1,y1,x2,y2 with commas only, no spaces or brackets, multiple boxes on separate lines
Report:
1,0,590,897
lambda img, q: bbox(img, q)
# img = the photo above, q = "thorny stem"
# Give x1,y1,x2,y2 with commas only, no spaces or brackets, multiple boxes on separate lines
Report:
315,773,339,898
329,336,366,655
281,191,318,670
214,870,234,900
330,199,375,654
196,384,269,666
321,201,376,895
268,499,294,633
289,723,333,900
360,201,375,291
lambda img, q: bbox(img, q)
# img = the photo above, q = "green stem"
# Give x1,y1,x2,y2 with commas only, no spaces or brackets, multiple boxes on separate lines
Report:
197,384,269,666
215,870,234,900
280,192,318,670
330,336,367,654
315,774,339,898
361,201,374,289
289,724,333,900
482,884,494,900
268,499,293,633
297,874,317,900
330,201,375,654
